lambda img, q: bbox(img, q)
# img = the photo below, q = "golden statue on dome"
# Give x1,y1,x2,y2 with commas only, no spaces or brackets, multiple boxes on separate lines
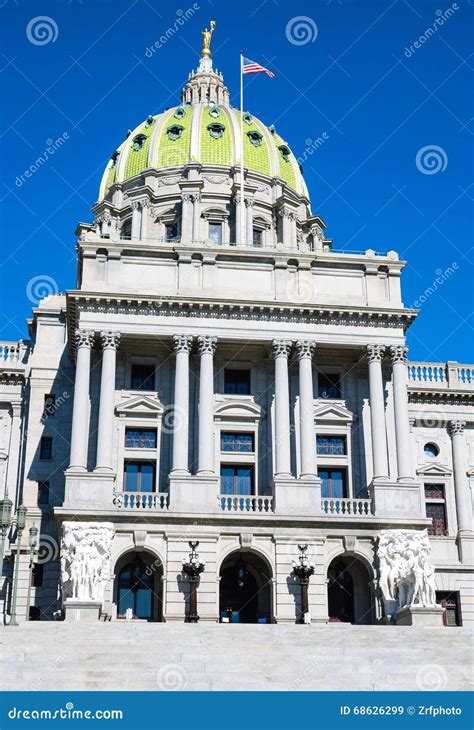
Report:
201,20,216,58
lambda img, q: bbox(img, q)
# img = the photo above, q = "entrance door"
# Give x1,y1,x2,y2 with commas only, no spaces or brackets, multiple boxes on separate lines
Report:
117,556,154,620
219,552,272,624
327,557,354,623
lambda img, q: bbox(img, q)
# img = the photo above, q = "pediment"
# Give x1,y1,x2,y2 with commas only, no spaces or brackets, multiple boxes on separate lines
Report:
416,462,452,477
116,394,164,417
313,401,353,423
214,399,262,420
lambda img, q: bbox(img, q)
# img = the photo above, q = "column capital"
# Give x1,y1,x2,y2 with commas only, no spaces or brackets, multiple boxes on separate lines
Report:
366,344,385,363
130,200,140,211
140,198,150,209
197,335,217,355
75,329,95,350
449,420,466,436
192,192,201,203
295,340,317,359
173,334,193,353
182,193,193,203
272,339,293,358
389,344,408,364
100,331,121,351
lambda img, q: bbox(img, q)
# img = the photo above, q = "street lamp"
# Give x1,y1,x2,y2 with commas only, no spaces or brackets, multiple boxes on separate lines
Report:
25,524,39,622
8,504,27,627
0,497,13,570
292,544,315,625
182,541,206,623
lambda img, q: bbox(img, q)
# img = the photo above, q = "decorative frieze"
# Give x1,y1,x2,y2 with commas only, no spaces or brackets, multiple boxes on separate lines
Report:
61,522,114,603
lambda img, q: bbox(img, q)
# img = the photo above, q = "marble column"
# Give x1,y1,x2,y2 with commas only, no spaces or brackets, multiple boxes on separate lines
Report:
69,330,95,471
296,341,317,478
131,202,141,240
246,198,254,245
192,193,201,242
367,345,389,480
95,331,120,471
234,195,241,247
140,200,149,240
171,335,193,474
449,420,471,534
390,345,413,481
197,335,217,475
272,340,293,478
181,194,193,244
4,403,22,498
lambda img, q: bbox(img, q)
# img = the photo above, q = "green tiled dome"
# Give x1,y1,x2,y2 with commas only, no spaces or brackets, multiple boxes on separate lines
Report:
99,104,308,200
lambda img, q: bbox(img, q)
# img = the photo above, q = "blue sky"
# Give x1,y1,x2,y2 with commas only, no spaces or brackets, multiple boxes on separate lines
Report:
1,0,473,361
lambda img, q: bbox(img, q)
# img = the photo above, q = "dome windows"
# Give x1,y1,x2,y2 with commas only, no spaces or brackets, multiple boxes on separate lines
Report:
278,144,291,162
166,124,184,141
247,130,263,147
269,124,276,135
208,105,221,118
110,151,119,166
132,134,147,151
243,112,253,125
424,443,440,459
145,115,155,127
207,122,225,139
174,106,186,120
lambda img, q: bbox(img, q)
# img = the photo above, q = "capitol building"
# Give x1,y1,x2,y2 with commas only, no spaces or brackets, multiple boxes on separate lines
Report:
1,35,473,635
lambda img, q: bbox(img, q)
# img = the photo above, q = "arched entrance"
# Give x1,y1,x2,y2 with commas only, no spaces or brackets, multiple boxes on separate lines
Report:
114,551,163,621
327,555,373,625
219,551,273,624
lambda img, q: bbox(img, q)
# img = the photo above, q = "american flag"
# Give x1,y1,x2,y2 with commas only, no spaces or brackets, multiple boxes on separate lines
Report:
242,56,275,78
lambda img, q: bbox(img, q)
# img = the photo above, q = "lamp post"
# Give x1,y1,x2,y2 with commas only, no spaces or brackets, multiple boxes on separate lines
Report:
25,524,39,622
182,541,206,623
0,497,13,570
8,504,27,626
292,544,315,625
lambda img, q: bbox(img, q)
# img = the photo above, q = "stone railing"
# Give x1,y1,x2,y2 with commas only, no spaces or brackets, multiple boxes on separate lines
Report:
322,497,373,516
0,341,28,367
408,361,473,390
113,491,169,510
218,495,274,513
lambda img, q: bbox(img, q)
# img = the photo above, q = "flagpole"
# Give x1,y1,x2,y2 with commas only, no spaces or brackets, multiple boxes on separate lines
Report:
239,51,245,247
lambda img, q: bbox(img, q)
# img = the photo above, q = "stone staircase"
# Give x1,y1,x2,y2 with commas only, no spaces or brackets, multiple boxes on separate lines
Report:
1,622,472,691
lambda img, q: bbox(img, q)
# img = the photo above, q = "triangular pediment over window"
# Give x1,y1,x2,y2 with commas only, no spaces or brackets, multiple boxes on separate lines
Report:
313,401,353,424
116,395,164,417
416,462,452,477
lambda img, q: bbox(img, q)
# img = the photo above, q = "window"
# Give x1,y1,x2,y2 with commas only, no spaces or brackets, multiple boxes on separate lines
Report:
39,437,53,460
220,465,254,495
318,469,347,499
165,222,179,241
221,432,254,452
125,429,157,449
37,481,49,506
252,229,262,247
121,219,132,239
318,373,342,399
130,363,155,391
247,130,263,147
124,461,156,493
424,443,439,459
317,436,346,456
436,591,461,626
209,222,222,245
43,394,55,418
424,484,447,535
132,133,147,151
224,368,251,395
32,563,44,588
207,122,225,139
278,144,291,162
166,124,184,141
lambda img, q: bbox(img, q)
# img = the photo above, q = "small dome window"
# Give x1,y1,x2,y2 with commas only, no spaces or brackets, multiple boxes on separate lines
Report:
174,106,186,119
243,112,253,125
247,130,263,147
424,443,439,459
269,124,276,135
208,105,221,118
166,124,184,141
110,151,119,166
145,115,155,127
132,133,147,151
278,144,291,162
207,122,225,139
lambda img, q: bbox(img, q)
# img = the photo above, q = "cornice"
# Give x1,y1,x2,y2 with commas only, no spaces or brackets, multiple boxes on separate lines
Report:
408,389,474,406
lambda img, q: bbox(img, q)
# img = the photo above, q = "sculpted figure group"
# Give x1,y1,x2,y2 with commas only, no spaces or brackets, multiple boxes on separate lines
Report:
377,529,437,615
61,522,114,603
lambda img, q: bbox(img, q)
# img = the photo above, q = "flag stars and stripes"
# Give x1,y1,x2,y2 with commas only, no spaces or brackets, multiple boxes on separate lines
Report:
242,57,275,78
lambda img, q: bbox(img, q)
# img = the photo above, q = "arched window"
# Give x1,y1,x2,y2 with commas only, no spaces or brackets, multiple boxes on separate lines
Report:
247,130,263,147
424,442,439,458
166,124,184,141
207,122,225,139
132,133,147,151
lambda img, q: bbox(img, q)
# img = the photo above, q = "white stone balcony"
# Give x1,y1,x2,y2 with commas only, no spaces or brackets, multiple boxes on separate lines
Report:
218,494,274,513
112,491,169,510
321,497,373,516
0,341,29,373
408,361,473,390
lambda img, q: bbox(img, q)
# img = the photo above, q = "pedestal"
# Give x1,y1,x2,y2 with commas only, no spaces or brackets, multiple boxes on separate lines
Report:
394,605,444,627
169,473,220,513
369,479,424,519
64,599,102,623
273,477,322,516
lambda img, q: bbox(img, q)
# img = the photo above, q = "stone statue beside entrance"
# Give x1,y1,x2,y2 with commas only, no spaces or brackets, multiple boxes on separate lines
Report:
61,522,114,611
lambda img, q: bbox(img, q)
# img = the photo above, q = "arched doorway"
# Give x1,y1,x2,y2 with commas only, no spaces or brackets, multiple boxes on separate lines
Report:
114,551,163,621
327,555,373,625
219,551,273,624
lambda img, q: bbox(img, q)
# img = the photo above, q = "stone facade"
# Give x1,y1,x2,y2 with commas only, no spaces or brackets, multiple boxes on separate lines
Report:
1,52,473,629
